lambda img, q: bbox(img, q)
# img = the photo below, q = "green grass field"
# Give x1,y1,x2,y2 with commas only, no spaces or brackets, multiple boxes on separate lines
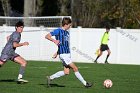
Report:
0,61,140,93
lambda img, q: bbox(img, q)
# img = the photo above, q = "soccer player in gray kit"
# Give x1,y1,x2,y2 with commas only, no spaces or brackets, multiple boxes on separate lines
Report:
0,21,29,84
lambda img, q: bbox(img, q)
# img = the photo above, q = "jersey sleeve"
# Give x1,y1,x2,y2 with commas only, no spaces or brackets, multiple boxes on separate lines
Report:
12,32,20,42
50,29,59,36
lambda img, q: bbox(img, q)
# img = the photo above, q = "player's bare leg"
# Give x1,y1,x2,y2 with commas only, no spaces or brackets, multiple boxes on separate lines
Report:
94,51,103,63
105,49,111,64
14,56,28,84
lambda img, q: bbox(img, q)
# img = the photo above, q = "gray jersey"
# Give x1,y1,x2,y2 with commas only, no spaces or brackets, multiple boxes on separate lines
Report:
1,31,21,55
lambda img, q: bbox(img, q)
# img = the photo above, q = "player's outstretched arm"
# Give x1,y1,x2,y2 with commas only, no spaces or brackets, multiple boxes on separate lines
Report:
13,42,29,48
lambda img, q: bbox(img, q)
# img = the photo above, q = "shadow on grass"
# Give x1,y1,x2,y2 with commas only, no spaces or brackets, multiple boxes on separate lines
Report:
50,84,65,87
40,83,65,88
40,83,83,88
0,79,15,82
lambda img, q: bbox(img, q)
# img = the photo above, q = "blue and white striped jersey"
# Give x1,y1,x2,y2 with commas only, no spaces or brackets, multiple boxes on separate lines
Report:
50,28,70,54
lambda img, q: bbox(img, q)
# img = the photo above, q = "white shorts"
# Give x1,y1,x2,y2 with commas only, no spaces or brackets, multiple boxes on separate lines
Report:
59,53,72,67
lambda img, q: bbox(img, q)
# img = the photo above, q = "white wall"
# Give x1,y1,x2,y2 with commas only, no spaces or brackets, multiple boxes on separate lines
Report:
70,27,140,65
0,26,140,65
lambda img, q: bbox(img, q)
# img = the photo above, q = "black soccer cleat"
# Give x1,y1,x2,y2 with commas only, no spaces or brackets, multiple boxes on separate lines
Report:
105,61,109,64
94,60,97,63
85,82,92,88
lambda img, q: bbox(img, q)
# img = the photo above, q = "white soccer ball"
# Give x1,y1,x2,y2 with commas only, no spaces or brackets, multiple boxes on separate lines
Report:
103,79,113,89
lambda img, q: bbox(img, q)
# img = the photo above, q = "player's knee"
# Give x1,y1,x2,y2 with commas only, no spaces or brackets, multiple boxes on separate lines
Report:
0,62,4,67
21,61,27,66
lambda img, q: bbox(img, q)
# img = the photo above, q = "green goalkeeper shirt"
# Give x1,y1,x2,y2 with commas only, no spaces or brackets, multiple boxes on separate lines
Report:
101,32,109,44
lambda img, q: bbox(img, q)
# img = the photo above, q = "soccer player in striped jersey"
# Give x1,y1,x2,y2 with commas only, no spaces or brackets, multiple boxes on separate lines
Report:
94,26,111,64
45,17,92,88
0,21,29,84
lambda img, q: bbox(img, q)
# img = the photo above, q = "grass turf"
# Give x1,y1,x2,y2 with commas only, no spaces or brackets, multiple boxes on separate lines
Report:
0,61,140,93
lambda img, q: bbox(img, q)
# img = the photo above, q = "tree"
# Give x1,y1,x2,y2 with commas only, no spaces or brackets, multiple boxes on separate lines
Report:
24,0,44,26
1,0,11,16
72,0,102,27
36,0,44,16
0,0,140,28
57,0,70,16
71,0,140,28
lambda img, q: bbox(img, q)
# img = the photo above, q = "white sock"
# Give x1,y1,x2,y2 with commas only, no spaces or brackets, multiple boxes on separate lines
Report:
50,71,65,80
18,74,22,79
74,71,87,86
18,66,25,79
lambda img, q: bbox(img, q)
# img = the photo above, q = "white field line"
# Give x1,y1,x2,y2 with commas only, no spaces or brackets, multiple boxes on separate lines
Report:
7,66,90,69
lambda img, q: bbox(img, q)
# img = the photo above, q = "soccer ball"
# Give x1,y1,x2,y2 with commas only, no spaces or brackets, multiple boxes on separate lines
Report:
103,79,113,89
